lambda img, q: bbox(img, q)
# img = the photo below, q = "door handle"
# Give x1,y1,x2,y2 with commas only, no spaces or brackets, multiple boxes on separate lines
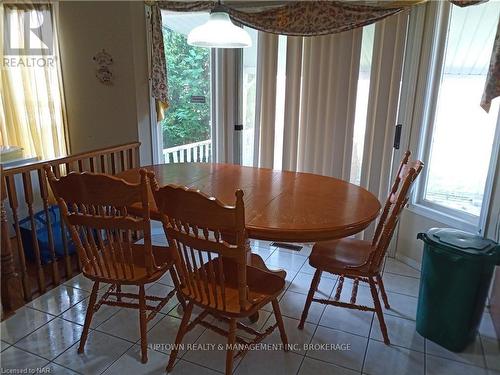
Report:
393,124,403,150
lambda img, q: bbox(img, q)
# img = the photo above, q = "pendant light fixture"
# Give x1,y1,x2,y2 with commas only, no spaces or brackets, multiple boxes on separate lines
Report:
187,2,251,48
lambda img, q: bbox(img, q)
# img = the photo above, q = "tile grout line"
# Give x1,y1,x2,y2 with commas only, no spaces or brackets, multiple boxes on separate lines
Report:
477,332,488,369
47,360,85,375
179,357,225,374
300,273,340,373
360,314,376,374
96,341,136,375
294,275,332,375
2,310,58,346
423,335,427,375
7,343,54,364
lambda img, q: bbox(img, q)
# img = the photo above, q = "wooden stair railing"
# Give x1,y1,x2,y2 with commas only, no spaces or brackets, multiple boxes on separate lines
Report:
0,142,141,317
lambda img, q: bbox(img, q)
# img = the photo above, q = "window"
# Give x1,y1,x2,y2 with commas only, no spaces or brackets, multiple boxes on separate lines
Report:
1,4,67,160
416,1,499,229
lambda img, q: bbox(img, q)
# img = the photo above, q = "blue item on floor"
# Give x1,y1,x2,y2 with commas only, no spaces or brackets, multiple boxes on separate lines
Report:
18,205,76,264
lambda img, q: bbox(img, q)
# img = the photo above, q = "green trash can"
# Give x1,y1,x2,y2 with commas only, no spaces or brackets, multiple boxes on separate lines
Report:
416,228,500,352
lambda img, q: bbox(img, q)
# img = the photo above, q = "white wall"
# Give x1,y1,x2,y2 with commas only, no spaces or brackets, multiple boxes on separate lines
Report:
57,1,153,164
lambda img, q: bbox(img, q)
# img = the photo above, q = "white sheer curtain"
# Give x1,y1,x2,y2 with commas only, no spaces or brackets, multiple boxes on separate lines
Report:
0,4,68,160
254,32,279,168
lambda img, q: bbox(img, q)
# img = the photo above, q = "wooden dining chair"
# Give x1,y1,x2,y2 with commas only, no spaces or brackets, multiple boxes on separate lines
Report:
298,151,423,344
44,166,183,363
149,174,289,375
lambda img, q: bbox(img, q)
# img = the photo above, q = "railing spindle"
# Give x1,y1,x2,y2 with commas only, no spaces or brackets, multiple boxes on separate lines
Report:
127,148,134,169
89,157,96,172
1,172,22,311
5,176,32,300
37,169,60,285
120,150,126,173
100,154,106,173
22,172,46,293
110,153,117,175
77,159,84,172
53,166,73,277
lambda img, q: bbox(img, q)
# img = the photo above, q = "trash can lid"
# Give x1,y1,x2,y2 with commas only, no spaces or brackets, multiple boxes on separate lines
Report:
422,228,498,256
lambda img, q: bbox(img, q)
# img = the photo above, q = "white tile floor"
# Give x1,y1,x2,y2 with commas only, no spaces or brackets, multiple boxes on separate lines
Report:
1,241,499,375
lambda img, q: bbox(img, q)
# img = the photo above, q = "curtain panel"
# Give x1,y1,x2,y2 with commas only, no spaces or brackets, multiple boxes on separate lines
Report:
150,4,169,118
281,36,303,172
1,3,68,160
481,18,500,112
254,33,279,168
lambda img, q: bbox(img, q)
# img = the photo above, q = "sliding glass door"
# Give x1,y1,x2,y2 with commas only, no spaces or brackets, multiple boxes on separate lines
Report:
160,12,213,164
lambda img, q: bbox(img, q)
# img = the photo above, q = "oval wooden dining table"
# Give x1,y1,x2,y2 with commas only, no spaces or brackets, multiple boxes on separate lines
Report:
119,163,381,278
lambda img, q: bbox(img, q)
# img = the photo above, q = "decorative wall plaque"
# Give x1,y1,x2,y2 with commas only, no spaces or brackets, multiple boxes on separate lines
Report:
93,49,113,85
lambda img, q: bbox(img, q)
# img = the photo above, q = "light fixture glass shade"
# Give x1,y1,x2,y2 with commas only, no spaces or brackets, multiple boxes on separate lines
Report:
187,12,252,48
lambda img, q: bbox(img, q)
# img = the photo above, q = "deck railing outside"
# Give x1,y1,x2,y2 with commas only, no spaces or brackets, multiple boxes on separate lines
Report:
163,139,212,164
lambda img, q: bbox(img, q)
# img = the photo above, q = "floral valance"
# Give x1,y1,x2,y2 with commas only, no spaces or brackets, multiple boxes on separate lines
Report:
482,18,500,112
149,0,498,112
154,1,403,36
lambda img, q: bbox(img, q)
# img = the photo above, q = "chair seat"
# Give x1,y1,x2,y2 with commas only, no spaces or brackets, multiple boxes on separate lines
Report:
182,258,285,316
309,238,379,275
83,244,175,284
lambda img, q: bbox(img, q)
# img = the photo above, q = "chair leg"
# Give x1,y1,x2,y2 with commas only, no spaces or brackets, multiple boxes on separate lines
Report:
78,281,99,354
166,301,194,372
369,277,390,345
298,269,322,329
139,284,148,363
376,274,390,309
116,284,122,302
170,268,186,310
272,298,288,351
226,318,237,375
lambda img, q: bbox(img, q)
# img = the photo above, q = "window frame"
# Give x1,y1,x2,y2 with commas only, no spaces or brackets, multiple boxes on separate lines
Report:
403,0,500,234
